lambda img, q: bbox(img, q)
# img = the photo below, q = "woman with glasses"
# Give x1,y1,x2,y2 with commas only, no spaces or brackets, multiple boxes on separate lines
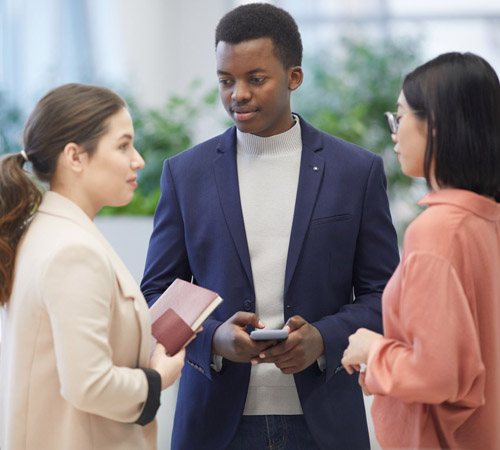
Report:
342,52,500,449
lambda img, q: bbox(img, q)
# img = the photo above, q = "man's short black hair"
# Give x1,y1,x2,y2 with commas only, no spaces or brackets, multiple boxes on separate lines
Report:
215,3,303,69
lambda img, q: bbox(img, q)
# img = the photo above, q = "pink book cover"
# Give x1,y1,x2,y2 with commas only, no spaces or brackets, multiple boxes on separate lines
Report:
149,278,223,355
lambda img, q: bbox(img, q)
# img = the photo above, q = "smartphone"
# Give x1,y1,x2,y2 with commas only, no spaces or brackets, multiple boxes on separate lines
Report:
250,329,288,341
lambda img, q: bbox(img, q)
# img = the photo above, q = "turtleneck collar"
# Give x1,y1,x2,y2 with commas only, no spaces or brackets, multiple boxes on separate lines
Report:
236,115,302,157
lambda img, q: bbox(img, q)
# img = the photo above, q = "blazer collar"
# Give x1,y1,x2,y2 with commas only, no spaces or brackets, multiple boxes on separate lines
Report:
212,127,254,289
297,113,324,153
37,191,142,300
38,191,100,237
284,115,325,295
214,113,324,155
37,191,151,364
213,115,326,296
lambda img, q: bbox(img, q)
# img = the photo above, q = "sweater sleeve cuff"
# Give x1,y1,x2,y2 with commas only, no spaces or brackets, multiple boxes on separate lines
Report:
210,353,224,372
135,368,162,426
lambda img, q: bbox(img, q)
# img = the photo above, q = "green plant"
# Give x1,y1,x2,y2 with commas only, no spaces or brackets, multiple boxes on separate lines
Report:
297,37,421,190
2,38,425,227
99,81,218,215
294,37,425,235
0,82,218,216
0,93,23,155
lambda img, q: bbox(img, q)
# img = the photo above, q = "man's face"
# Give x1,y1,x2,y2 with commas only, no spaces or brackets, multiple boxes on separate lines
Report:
216,37,302,137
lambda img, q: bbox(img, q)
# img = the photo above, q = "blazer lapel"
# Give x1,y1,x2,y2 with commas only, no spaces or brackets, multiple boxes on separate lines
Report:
284,118,325,296
78,223,152,364
102,243,152,364
212,128,254,290
38,191,151,364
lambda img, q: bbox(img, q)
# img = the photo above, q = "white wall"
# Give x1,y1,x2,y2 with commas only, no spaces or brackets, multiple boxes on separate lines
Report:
115,0,229,107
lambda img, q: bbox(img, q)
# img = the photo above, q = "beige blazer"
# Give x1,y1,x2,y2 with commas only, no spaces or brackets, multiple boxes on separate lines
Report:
0,191,156,450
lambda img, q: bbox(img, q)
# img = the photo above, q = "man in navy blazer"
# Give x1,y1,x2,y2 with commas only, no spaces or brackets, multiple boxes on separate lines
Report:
142,4,399,449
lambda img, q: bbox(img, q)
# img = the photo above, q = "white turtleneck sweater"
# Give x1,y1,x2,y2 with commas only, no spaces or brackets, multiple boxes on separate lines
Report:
237,116,303,415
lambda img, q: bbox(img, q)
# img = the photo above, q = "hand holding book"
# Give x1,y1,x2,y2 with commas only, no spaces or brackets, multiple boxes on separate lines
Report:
150,344,186,389
149,278,223,356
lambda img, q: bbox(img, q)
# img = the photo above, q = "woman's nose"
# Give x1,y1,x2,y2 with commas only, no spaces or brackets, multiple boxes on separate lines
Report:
132,148,145,170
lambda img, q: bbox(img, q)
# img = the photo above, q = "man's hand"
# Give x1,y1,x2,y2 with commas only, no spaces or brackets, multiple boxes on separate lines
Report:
212,312,274,363
252,315,324,374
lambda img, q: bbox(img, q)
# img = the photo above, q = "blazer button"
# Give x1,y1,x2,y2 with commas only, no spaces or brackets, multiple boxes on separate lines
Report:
243,299,253,311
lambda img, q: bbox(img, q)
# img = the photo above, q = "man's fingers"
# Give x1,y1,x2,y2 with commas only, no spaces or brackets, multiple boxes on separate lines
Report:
231,311,264,329
285,315,307,331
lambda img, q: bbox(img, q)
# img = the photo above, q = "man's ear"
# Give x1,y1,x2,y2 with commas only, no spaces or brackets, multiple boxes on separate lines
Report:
61,142,87,173
288,66,303,92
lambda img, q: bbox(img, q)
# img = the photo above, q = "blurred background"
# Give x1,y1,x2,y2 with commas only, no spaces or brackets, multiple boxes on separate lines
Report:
1,0,500,448
2,0,500,226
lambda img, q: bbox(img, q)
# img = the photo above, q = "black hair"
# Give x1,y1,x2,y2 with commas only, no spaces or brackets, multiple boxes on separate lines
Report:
215,2,303,68
402,52,500,199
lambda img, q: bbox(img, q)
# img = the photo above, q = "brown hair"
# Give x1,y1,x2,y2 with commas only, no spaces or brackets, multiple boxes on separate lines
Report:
0,83,126,305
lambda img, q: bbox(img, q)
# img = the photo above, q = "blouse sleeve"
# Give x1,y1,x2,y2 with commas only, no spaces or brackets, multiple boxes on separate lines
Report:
40,242,151,423
365,251,485,407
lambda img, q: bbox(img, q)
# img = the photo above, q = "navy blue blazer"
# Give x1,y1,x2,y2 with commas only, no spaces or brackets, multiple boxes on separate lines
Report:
141,116,399,450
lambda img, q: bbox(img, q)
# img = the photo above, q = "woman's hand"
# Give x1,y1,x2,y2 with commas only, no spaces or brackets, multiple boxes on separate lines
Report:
358,371,372,396
341,328,382,375
150,343,186,390
149,327,202,390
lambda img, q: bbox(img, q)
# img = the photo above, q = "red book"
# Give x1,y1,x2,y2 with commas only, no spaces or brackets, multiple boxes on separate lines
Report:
150,278,223,356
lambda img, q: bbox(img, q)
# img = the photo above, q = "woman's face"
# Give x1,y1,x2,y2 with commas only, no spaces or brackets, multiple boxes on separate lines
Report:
392,91,428,178
82,108,144,215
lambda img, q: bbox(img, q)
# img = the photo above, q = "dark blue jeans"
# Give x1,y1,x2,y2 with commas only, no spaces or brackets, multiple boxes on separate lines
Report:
226,415,322,450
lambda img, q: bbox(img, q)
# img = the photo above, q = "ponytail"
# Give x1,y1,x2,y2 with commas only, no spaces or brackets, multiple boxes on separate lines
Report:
0,153,42,305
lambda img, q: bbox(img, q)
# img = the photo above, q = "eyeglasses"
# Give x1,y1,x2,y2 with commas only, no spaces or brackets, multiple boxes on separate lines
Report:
384,112,399,134
384,110,425,134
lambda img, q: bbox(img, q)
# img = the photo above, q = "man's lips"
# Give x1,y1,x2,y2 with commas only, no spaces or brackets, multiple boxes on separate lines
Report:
232,108,257,121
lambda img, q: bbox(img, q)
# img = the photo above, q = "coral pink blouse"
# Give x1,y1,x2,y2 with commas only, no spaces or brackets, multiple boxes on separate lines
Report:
366,189,500,449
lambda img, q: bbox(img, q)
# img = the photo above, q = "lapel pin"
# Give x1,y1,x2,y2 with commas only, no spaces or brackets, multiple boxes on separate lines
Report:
312,166,319,171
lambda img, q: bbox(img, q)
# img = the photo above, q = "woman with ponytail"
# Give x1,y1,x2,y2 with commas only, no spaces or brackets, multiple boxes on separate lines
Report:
0,84,187,450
